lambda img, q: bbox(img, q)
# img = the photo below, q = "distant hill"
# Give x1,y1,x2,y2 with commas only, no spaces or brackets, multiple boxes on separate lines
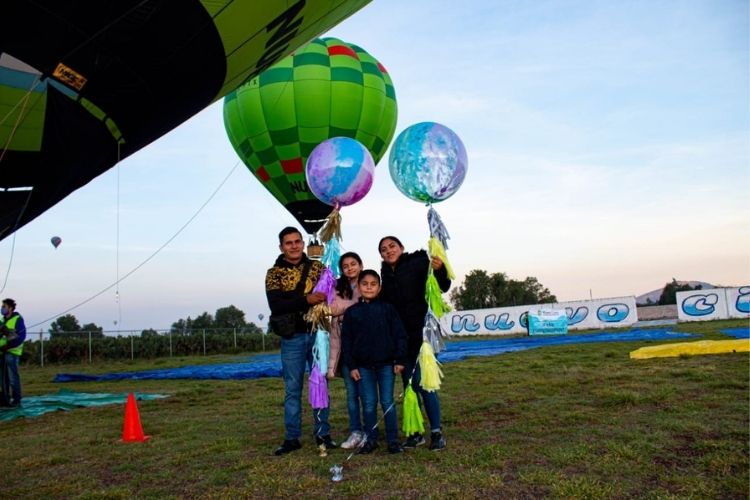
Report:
636,281,717,306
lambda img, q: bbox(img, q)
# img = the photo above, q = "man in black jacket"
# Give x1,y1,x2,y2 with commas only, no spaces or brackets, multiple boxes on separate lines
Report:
266,227,336,455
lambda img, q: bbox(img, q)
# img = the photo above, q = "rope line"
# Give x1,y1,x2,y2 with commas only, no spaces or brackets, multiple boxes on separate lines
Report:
28,161,241,329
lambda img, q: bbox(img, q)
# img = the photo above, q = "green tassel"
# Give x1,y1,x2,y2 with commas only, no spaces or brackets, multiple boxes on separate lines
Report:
401,384,425,435
428,236,455,280
426,272,452,319
418,341,443,392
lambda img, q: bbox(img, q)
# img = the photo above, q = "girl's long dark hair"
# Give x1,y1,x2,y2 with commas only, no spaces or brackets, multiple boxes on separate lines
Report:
335,252,363,300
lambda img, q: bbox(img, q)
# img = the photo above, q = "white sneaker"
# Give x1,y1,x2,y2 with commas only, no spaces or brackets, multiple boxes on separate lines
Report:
341,431,364,449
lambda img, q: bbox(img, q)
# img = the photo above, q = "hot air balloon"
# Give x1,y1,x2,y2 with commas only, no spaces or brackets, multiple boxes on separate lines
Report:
50,236,61,249
258,313,264,321
0,1,372,241
223,37,398,234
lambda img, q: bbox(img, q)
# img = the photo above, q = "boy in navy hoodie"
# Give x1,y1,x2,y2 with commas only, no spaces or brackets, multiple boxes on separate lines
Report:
341,269,407,454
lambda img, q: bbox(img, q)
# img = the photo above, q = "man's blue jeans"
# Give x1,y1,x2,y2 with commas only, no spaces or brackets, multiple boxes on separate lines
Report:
2,353,21,405
359,365,398,444
340,362,362,433
402,359,441,432
281,332,330,440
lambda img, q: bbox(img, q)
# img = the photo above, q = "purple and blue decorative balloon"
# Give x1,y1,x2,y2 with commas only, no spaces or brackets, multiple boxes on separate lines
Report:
388,122,467,203
306,137,375,207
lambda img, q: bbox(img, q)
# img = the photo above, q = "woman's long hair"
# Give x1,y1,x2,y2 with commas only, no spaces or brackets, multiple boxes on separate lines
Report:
335,252,363,300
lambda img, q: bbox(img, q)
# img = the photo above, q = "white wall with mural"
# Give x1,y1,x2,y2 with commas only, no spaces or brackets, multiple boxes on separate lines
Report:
442,296,638,336
676,286,750,322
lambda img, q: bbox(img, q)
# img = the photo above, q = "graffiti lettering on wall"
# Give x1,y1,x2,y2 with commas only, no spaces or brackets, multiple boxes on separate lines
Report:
448,298,635,335
681,293,721,317
736,286,750,313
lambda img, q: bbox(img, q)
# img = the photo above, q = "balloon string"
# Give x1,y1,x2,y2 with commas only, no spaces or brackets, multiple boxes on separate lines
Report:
27,161,241,329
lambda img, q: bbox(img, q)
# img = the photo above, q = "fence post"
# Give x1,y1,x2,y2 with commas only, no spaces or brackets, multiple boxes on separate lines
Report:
39,329,44,367
169,330,173,357
202,329,206,356
130,335,134,361
233,328,237,349
88,331,92,364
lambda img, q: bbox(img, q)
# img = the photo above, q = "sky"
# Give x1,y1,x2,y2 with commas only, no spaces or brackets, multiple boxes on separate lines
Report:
1,0,748,334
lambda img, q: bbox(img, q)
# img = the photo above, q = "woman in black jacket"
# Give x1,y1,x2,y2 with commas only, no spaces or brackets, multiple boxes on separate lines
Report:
378,236,451,451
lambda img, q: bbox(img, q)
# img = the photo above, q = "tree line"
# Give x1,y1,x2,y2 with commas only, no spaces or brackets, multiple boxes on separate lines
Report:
47,304,263,338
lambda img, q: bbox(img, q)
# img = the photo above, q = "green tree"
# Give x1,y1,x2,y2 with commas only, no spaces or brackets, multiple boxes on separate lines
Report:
49,314,81,337
658,279,702,305
141,328,159,338
450,270,557,309
81,322,104,338
191,312,214,330
215,305,246,330
171,317,193,334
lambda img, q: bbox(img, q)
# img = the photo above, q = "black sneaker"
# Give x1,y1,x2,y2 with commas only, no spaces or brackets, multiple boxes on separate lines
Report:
357,440,378,454
429,431,446,451
274,439,301,456
315,435,338,449
387,441,404,454
402,433,426,448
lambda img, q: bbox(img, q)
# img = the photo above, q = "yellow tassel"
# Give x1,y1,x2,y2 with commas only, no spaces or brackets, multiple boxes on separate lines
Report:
401,384,425,435
418,341,443,392
426,272,452,318
428,236,455,280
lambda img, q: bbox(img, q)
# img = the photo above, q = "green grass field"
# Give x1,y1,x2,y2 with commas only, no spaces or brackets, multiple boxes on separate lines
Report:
2,319,748,498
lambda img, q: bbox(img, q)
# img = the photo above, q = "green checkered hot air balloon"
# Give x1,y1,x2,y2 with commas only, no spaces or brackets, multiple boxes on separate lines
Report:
223,37,397,234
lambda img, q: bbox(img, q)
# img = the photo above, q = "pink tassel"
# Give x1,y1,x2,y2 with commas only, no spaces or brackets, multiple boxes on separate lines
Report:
308,364,329,409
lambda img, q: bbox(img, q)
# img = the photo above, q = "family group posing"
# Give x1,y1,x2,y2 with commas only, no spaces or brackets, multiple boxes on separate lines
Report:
265,227,451,456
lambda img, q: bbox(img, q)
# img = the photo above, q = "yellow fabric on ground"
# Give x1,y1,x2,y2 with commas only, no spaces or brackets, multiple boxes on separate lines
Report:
630,339,750,359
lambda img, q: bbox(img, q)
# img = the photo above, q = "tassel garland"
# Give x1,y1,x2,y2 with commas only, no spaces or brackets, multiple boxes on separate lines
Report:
401,384,425,435
418,341,443,392
427,205,450,250
313,267,337,304
428,236,455,280
308,364,329,409
318,208,342,243
312,328,330,372
320,237,341,273
422,313,446,354
425,272,452,318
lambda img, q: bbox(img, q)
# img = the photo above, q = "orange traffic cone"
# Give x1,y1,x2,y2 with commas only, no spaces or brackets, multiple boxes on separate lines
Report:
121,392,151,442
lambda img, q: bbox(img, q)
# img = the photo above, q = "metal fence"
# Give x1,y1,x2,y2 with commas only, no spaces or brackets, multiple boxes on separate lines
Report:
22,328,279,366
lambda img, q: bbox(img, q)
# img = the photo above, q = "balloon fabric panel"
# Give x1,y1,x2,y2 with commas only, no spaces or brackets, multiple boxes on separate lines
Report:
223,36,397,233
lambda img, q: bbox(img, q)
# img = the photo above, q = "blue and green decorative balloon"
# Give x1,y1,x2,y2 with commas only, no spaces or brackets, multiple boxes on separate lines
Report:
388,122,467,203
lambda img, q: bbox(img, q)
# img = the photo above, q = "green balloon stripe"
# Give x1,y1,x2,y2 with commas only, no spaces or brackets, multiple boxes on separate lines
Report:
293,52,330,67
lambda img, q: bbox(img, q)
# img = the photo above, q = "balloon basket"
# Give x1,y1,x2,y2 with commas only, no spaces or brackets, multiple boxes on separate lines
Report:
307,244,324,259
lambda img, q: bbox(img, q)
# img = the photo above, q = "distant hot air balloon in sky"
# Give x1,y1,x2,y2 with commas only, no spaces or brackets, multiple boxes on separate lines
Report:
258,313,264,321
0,1,372,242
50,236,61,249
223,37,398,234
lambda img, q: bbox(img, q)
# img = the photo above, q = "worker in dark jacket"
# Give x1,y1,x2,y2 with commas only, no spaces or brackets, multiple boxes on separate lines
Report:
342,269,407,454
378,236,451,451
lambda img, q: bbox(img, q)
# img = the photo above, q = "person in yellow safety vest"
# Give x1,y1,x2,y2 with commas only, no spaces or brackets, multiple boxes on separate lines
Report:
0,298,26,408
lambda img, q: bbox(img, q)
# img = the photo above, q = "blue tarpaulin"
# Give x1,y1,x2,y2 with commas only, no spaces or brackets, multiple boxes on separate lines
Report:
720,328,750,339
54,329,697,383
